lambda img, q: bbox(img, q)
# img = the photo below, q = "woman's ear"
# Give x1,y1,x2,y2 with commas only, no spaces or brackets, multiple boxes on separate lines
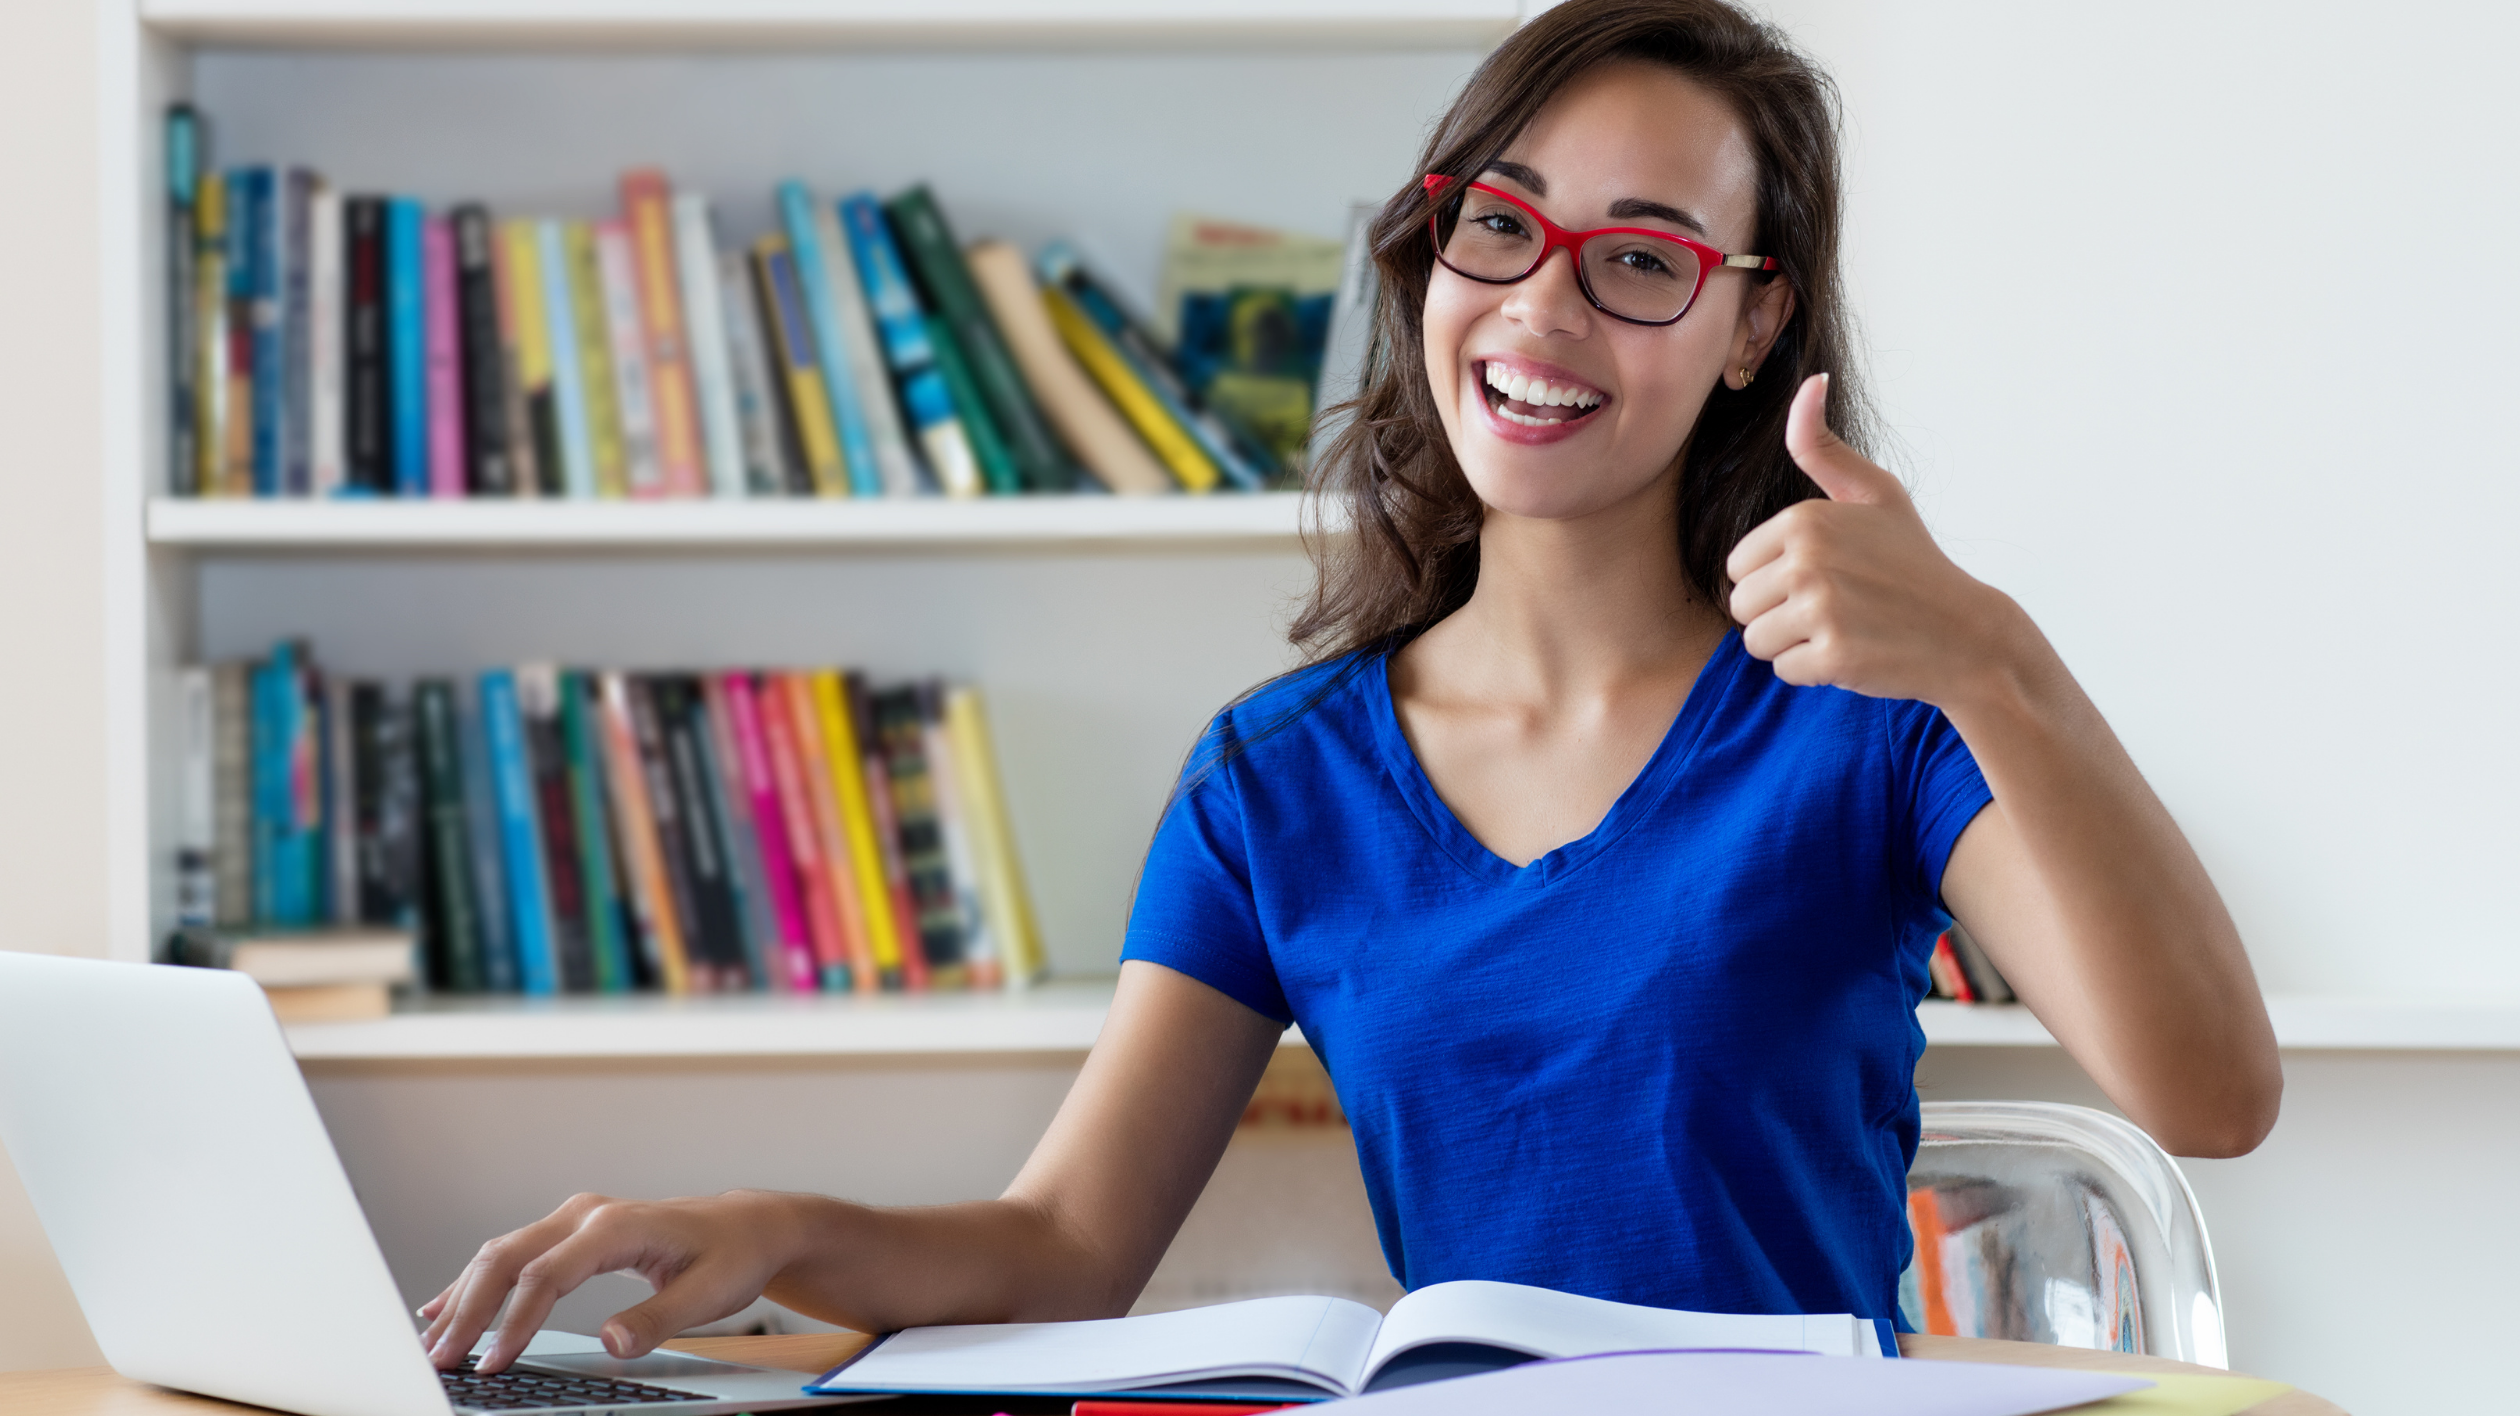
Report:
1725,278,1798,390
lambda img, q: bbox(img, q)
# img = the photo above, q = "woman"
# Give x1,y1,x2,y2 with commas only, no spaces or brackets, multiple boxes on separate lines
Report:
426,0,2281,1374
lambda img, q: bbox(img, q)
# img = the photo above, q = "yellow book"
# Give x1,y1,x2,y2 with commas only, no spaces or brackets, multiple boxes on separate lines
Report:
499,220,552,394
1041,286,1222,494
750,235,850,497
193,172,229,497
563,220,629,498
945,686,1044,984
810,671,907,976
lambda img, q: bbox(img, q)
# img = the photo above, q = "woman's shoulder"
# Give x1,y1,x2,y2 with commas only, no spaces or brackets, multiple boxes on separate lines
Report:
1181,647,1389,788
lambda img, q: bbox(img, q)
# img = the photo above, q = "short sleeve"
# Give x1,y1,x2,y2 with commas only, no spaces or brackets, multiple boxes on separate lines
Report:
1120,718,1293,1025
1883,698,1993,910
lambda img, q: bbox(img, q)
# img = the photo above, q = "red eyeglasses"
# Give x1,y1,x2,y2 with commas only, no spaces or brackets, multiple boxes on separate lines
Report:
1423,173,1778,327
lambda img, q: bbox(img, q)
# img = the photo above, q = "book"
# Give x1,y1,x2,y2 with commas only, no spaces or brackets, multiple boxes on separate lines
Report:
452,204,517,496
595,671,691,994
807,1280,1884,1401
1947,922,2015,1003
1155,214,1345,474
307,183,345,496
412,678,486,993
658,676,753,989
811,194,921,495
841,191,980,498
325,678,356,924
192,171,230,497
455,678,521,993
594,218,664,497
496,219,558,496
917,681,996,988
718,673,820,992
1928,930,1977,1003
281,169,316,496
806,672,901,988
1043,282,1217,493
169,925,417,988
923,311,1020,495
885,185,1077,492
715,247,792,496
479,668,559,995
560,671,635,993
627,676,719,991
751,236,849,496
756,673,857,991
343,195,388,494
537,219,598,498
347,680,418,929
784,672,879,990
621,169,708,497
166,105,202,496
777,182,882,496
223,169,255,497
943,686,1043,984
240,167,282,497
672,194,748,498
517,664,595,992
567,220,631,498
211,661,253,926
386,195,428,496
964,240,1174,496
696,674,781,989
175,666,217,927
264,982,394,1023
1039,243,1274,491
422,213,467,497
844,675,927,990
870,683,965,983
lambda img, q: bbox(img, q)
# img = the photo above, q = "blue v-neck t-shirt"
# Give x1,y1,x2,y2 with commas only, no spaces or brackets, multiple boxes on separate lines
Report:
1120,630,1993,1325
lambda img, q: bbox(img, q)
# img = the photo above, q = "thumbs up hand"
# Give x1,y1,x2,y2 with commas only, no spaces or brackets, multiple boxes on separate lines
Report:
1726,374,2028,707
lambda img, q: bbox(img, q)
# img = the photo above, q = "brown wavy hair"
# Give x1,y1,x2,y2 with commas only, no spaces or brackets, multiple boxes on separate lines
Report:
1291,0,1876,663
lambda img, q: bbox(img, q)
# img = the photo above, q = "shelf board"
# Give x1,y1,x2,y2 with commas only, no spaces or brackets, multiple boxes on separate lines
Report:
139,0,1526,50
280,986,2520,1062
146,491,1321,551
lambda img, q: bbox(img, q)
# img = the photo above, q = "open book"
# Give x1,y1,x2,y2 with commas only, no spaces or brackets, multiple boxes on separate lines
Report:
807,1280,1888,1402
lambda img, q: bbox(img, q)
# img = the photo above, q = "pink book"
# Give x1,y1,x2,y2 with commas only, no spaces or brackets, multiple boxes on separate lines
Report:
721,672,820,993
758,675,851,991
422,215,466,497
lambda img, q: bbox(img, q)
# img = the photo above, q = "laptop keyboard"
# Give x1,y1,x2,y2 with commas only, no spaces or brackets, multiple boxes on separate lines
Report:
439,1357,714,1410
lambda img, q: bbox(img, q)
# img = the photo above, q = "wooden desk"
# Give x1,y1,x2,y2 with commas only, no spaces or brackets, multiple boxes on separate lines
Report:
0,1330,2347,1415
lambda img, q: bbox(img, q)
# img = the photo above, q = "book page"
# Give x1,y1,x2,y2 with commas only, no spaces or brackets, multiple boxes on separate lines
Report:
813,1294,1384,1396
1363,1280,1868,1385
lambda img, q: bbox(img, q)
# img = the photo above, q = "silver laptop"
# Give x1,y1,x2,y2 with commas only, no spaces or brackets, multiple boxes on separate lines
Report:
0,952,864,1416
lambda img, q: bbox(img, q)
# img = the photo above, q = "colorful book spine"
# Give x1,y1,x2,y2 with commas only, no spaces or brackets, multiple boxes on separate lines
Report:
718,248,793,496
851,679,929,991
673,195,748,499
281,169,315,496
239,168,282,497
596,671,690,994
966,240,1175,496
343,196,388,494
776,182,880,496
167,106,201,496
660,677,751,988
412,679,486,993
560,671,633,993
594,218,663,497
756,675,854,991
698,674,784,989
223,174,254,498
535,219,596,499
174,666,214,925
192,172,228,497
944,686,1043,984
497,220,556,496
627,677,715,990
422,213,467,498
919,681,997,989
455,678,520,992
308,184,345,496
811,672,910,988
885,185,1076,492
779,673,873,991
452,204,515,496
518,664,595,992
478,668,559,996
1042,285,1220,493
1043,244,1273,490
811,195,919,495
386,195,428,496
721,673,820,992
751,236,848,496
622,170,708,498
922,312,1020,495
567,220,630,499
842,191,981,498
873,683,966,983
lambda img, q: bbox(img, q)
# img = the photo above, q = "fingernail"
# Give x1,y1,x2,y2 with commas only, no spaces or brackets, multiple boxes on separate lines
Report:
602,1323,631,1355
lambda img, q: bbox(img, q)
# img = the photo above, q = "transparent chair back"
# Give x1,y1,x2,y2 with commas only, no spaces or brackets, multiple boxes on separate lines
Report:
1899,1101,2225,1367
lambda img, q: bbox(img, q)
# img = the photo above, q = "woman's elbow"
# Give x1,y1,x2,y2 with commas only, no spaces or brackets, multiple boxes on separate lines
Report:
2156,1053,2283,1159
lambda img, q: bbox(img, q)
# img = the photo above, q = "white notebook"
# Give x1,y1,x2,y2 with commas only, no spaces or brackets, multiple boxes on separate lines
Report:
808,1280,1886,1402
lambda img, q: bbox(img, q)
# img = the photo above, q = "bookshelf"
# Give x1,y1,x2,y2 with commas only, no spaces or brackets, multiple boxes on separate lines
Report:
100,2,1529,999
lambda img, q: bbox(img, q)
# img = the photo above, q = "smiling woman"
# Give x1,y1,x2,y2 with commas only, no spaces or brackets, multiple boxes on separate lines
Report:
418,0,2281,1377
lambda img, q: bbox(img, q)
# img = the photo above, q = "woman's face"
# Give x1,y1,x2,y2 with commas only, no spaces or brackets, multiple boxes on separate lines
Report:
1423,61,1788,524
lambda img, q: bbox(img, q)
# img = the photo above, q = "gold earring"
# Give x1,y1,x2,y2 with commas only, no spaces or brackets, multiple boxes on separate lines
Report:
1738,365,1756,387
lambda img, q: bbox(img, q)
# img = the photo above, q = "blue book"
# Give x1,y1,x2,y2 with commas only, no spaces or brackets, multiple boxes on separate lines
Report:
455,679,520,993
238,168,283,497
840,192,981,497
478,669,558,996
776,182,880,495
250,654,281,923
386,196,428,497
537,220,596,499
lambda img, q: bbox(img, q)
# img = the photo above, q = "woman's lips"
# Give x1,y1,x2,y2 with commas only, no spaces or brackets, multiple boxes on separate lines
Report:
1472,361,1606,445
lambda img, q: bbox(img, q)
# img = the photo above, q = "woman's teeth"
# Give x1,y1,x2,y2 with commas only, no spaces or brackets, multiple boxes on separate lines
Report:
1482,362,1604,426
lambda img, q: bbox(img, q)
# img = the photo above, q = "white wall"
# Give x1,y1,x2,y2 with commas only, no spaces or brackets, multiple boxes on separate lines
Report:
1765,0,2520,996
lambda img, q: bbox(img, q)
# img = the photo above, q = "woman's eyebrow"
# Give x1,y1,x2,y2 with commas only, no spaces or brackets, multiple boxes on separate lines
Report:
1607,196,1709,237
1480,159,1548,193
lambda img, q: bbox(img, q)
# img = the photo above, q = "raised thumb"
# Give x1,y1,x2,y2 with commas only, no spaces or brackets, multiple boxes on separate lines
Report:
1783,373,1897,506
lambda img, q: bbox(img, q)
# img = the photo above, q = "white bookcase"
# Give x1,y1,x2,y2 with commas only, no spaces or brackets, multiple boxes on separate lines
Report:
97,0,1526,1003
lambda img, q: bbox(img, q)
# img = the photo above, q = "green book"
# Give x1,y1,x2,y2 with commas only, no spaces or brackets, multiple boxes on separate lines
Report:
884,186,1076,492
412,680,485,993
559,671,633,993
924,313,1020,495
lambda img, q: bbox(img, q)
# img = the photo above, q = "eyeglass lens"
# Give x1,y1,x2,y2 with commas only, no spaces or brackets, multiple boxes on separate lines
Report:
1436,186,1703,324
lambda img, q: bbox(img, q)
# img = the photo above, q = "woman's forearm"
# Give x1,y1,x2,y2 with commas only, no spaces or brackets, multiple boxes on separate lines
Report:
755,1192,1128,1334
1939,600,2281,1157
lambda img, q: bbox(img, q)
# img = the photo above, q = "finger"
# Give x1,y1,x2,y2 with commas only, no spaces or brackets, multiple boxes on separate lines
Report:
476,1221,647,1375
417,1283,453,1323
1726,555,1794,627
1739,599,1816,665
1783,373,1905,508
1723,505,1800,590
427,1245,526,1371
601,1260,766,1360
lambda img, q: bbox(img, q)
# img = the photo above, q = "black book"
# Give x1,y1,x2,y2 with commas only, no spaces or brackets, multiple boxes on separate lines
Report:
870,682,966,980
626,676,715,991
167,105,202,497
660,677,752,989
343,195,390,493
450,204,516,496
520,669,595,993
747,247,818,496
349,684,419,931
411,680,485,992
282,168,315,496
